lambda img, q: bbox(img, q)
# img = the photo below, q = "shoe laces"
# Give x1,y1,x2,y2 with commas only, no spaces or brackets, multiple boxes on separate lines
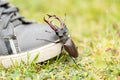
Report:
0,1,32,29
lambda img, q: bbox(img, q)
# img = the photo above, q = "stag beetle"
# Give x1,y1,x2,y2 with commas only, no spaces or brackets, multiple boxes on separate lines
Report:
44,14,78,58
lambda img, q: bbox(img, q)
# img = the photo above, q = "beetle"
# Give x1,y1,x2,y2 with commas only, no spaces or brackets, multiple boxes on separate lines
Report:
44,14,78,58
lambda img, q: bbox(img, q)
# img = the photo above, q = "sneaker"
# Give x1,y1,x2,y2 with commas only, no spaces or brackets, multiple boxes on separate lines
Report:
0,1,78,67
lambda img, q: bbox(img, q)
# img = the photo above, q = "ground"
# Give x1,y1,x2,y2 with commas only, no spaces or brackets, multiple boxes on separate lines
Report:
0,0,120,80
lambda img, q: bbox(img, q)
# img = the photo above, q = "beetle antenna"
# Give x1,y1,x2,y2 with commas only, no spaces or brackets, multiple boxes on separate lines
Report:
64,13,67,23
69,56,79,69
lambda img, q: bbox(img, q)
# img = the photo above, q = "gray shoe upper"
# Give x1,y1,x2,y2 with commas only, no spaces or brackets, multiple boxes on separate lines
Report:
15,23,59,52
0,1,59,55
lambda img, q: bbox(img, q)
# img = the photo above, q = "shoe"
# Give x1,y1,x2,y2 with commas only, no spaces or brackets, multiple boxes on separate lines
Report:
0,1,78,68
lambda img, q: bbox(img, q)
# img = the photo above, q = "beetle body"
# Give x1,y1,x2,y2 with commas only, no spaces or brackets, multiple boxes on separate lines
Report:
44,14,78,58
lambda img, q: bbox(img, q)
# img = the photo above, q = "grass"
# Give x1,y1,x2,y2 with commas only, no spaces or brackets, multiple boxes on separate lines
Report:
0,0,120,80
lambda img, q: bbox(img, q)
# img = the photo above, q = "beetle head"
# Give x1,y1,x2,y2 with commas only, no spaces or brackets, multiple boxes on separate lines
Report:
44,14,69,44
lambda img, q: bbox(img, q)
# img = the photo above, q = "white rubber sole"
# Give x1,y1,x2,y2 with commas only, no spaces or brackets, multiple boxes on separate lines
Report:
0,43,62,68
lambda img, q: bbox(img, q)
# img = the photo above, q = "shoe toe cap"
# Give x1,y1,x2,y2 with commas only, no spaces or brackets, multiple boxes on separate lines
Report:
15,23,59,52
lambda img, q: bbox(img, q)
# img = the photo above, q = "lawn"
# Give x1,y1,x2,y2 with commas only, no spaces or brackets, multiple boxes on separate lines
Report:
0,0,120,80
